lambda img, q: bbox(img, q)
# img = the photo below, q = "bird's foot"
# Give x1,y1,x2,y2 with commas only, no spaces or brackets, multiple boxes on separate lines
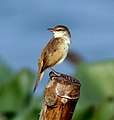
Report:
50,68,61,76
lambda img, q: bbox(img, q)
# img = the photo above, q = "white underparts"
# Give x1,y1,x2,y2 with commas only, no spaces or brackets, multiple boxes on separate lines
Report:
56,36,70,65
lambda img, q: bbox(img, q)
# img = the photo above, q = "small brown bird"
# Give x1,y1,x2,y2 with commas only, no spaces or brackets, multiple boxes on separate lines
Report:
33,25,71,93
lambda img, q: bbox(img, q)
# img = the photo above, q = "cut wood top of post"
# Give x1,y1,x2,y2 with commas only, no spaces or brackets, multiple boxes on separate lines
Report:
44,71,81,107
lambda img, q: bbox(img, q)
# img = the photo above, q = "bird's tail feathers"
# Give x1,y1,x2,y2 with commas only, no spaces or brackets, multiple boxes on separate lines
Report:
33,71,44,93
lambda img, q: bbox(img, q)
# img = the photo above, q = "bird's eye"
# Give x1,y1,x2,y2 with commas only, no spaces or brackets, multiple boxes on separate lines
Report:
56,29,62,31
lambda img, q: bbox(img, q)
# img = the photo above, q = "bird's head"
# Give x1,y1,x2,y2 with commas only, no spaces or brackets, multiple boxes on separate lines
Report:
48,25,71,38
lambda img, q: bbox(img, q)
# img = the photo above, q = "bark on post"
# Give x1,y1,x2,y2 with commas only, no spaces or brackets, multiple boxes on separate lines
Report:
39,71,81,120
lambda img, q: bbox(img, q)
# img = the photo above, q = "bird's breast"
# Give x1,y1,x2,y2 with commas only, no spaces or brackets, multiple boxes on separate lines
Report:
56,41,69,65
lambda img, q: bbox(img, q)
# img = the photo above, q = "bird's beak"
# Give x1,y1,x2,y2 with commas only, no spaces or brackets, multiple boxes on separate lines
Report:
47,28,54,32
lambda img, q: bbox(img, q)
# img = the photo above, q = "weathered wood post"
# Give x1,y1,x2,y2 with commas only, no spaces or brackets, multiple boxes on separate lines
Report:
39,71,81,120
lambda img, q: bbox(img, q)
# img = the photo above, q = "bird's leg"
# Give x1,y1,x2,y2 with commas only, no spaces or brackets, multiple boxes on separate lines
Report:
50,68,61,76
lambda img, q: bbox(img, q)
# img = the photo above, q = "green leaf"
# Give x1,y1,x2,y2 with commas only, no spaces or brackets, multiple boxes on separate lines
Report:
0,69,35,112
73,105,95,120
91,100,114,120
74,60,114,120
0,59,14,85
76,60,114,108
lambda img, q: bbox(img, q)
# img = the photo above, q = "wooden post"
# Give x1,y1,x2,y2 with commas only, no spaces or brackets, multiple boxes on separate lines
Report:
39,71,81,120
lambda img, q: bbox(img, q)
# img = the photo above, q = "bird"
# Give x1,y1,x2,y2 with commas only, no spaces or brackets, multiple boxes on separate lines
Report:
33,25,71,93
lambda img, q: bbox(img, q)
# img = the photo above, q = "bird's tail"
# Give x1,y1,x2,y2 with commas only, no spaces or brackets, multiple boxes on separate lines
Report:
33,71,44,93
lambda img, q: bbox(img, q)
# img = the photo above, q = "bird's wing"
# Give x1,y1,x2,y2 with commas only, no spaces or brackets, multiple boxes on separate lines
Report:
33,38,64,93
40,37,64,73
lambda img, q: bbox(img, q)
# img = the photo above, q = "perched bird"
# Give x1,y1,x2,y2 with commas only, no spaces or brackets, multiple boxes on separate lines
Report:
33,25,71,93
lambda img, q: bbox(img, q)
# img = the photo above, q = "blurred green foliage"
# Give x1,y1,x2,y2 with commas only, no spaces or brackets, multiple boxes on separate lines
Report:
0,59,114,120
0,60,41,120
73,60,114,120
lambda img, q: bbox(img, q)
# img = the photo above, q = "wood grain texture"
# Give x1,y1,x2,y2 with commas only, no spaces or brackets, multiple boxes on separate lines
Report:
39,71,81,120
